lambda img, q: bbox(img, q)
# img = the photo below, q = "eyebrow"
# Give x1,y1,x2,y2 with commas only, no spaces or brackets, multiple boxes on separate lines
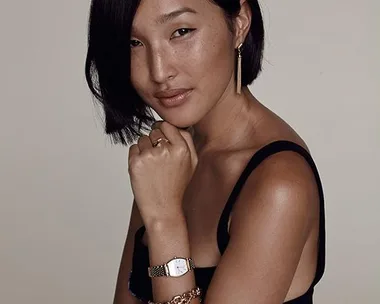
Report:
155,7,198,25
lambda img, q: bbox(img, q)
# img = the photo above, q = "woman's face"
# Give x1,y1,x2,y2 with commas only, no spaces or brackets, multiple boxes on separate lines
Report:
130,0,238,128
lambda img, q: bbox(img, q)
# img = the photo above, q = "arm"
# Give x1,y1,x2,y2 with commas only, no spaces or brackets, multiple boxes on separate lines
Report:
145,212,196,302
146,151,320,303
113,200,144,304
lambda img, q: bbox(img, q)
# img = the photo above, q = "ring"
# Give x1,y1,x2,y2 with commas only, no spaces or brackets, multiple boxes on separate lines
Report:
152,137,170,147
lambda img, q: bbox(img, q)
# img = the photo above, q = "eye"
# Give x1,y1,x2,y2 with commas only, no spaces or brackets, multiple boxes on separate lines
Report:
171,28,196,39
130,40,142,48
130,28,195,48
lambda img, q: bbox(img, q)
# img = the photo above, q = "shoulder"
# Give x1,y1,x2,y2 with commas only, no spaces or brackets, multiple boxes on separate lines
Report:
252,145,317,192
229,145,320,239
205,142,321,302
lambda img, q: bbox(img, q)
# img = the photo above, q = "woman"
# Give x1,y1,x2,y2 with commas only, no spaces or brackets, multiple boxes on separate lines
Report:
85,0,325,303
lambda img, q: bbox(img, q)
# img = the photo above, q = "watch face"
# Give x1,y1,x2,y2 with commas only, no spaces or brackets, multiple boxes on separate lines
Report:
167,258,188,277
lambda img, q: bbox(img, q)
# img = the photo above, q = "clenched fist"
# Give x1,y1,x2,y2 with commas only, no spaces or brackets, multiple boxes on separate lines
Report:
128,121,198,225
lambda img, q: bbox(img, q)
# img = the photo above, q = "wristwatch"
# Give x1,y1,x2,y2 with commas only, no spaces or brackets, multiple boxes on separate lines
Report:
148,256,195,278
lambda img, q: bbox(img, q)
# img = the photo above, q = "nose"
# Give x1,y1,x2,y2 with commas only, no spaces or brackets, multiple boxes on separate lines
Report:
148,47,177,84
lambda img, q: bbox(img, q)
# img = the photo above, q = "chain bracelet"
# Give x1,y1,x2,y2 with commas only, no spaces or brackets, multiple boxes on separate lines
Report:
148,287,202,304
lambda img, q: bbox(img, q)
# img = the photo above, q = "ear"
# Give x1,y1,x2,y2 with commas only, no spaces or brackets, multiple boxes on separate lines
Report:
234,0,252,48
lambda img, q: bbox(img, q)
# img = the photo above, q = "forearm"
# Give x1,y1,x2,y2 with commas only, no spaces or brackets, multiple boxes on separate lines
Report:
145,212,201,303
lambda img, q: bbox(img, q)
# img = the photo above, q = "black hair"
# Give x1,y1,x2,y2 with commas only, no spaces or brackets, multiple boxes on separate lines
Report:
85,0,264,145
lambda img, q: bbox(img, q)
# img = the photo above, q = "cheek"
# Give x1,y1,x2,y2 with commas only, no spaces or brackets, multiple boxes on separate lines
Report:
185,29,233,80
130,55,145,91
182,28,234,99
130,55,154,106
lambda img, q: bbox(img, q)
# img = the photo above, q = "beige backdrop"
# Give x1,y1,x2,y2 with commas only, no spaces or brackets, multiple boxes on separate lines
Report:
1,0,379,303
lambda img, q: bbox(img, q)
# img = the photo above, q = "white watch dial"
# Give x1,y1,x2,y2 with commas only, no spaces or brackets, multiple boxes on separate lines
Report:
167,258,188,277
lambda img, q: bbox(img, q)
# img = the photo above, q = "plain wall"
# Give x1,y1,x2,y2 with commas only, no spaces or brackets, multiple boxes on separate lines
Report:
0,0,379,303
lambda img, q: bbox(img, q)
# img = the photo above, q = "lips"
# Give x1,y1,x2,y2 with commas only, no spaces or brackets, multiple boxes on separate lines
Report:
154,88,192,99
154,89,193,108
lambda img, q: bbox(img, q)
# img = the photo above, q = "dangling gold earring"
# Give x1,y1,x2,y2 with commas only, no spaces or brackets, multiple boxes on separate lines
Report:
236,43,243,94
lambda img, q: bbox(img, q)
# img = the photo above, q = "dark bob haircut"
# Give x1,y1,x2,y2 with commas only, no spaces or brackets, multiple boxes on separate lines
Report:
85,0,264,145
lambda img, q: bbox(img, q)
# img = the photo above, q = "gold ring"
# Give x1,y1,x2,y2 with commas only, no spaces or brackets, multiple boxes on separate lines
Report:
152,137,169,147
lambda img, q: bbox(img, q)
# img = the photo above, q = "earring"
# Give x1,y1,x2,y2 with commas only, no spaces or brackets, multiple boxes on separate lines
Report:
236,43,243,94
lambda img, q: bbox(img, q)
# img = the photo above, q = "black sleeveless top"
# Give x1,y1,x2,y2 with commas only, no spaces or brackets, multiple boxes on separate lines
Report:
128,140,326,303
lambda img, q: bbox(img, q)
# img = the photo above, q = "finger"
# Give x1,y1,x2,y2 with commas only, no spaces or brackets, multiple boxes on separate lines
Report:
149,128,170,147
179,129,198,168
128,144,140,161
152,120,164,130
157,121,187,147
137,135,153,151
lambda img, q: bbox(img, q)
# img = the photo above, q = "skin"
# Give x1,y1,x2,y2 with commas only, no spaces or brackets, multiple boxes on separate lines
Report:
115,0,321,303
130,0,248,146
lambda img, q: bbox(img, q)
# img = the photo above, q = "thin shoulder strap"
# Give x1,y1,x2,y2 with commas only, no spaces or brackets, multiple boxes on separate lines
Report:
216,140,325,285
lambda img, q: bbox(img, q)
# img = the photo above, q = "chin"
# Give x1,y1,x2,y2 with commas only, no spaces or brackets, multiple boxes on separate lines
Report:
154,96,210,130
163,118,193,130
156,109,198,130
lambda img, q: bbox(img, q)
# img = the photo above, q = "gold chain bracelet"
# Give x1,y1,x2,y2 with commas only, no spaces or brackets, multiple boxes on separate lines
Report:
148,286,202,304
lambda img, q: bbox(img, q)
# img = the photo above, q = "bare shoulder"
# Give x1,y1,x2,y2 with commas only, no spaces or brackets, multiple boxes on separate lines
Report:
204,139,321,302
235,143,319,209
249,147,319,208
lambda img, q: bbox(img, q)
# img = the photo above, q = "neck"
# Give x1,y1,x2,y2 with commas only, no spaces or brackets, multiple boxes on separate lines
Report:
191,86,263,154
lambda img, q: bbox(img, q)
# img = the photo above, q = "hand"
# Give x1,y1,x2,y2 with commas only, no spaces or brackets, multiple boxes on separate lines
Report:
128,121,198,224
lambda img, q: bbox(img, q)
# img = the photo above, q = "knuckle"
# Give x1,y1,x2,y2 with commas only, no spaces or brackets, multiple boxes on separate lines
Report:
160,121,170,130
152,120,163,129
181,131,192,140
150,128,161,137
137,135,150,145
129,143,138,150
128,156,141,172
128,151,152,172
175,144,188,156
